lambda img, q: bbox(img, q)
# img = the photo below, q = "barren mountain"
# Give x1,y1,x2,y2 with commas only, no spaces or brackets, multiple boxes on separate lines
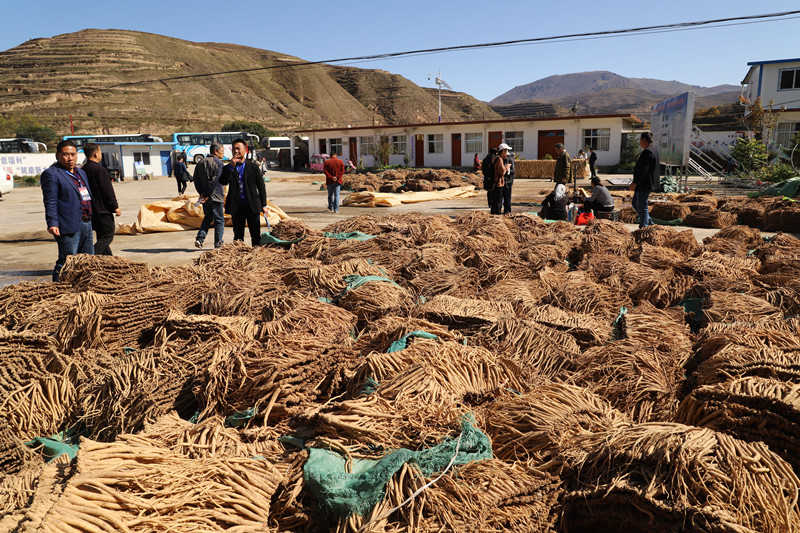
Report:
491,71,739,105
0,29,499,137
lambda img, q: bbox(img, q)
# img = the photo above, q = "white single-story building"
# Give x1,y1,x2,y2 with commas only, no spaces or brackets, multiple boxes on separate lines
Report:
296,114,643,169
95,141,175,180
741,57,800,148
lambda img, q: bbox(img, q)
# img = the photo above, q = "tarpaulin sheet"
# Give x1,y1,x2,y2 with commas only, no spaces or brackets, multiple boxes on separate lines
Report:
342,185,479,207
117,195,289,234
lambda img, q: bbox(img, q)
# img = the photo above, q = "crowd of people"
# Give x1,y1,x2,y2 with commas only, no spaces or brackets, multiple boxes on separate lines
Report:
42,132,659,281
41,138,270,281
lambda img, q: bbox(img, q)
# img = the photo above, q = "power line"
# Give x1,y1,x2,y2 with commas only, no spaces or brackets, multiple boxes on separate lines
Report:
84,9,800,92
2,9,799,99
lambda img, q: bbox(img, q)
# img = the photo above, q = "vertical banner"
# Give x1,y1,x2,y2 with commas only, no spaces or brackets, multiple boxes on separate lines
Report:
650,92,695,166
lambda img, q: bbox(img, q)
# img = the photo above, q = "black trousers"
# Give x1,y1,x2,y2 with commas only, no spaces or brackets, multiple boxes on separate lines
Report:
590,162,597,177
176,178,187,194
93,213,116,256
584,200,614,213
488,187,503,215
503,183,513,214
231,203,263,247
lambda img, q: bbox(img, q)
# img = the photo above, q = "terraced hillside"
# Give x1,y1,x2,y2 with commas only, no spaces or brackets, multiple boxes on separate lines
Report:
0,29,500,136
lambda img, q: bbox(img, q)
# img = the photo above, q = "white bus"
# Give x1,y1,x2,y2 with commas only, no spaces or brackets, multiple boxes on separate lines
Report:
172,132,260,164
63,134,162,152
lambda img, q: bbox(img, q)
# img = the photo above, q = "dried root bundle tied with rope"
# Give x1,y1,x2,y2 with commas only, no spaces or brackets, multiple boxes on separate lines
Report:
416,294,515,328
163,309,257,343
298,394,468,455
0,281,73,327
692,344,800,387
336,278,415,322
351,339,523,404
483,383,629,463
409,265,482,299
58,254,162,294
78,345,202,441
352,315,462,355
711,224,764,248
678,376,800,476
119,411,285,461
259,294,358,345
32,438,284,533
516,303,611,348
402,459,561,533
690,320,800,369
538,270,631,321
683,209,738,229
763,203,800,232
277,257,386,296
270,217,323,241
473,317,579,379
648,201,691,221
560,422,800,533
704,291,783,323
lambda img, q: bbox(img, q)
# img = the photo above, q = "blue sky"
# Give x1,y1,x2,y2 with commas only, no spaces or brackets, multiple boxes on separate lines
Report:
2,0,798,102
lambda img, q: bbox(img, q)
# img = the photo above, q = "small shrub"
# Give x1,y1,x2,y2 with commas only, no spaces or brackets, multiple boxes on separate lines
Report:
542,154,554,160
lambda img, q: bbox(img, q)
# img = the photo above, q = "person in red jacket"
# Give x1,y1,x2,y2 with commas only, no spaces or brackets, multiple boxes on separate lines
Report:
323,152,345,213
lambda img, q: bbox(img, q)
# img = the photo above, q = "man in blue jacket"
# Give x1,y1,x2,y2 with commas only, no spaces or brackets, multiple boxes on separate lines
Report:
41,140,94,281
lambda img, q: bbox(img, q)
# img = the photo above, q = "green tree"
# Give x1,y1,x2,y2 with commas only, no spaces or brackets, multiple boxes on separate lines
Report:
16,123,57,149
220,121,275,144
739,96,783,143
729,137,769,171
614,133,641,172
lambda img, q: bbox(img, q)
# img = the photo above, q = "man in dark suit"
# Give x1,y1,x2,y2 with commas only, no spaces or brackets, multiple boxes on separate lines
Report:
41,140,95,281
218,138,267,246
83,143,121,255
630,132,660,228
553,143,573,185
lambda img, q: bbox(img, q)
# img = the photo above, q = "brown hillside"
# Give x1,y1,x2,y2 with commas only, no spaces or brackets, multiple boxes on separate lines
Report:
0,29,499,137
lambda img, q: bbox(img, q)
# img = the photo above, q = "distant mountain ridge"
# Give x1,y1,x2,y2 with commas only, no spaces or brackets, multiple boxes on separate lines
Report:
491,71,739,105
0,29,500,137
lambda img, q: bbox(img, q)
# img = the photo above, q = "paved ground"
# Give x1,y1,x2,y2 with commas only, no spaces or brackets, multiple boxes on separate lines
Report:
0,170,792,287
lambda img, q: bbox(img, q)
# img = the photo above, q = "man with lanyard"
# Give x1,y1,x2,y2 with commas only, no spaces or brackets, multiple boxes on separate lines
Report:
41,140,94,281
218,138,268,247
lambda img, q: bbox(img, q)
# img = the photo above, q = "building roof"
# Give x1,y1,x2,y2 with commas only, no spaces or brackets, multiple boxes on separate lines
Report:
295,114,643,134
746,58,800,66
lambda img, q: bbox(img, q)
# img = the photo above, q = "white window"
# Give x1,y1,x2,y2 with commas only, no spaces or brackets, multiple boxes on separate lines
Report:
776,122,800,147
779,68,800,90
359,136,376,156
329,138,342,155
583,128,611,151
427,134,443,154
504,131,523,152
133,152,150,165
465,133,482,153
391,135,407,155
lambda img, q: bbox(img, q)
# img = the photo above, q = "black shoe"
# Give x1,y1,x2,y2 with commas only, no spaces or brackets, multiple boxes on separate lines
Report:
195,239,203,248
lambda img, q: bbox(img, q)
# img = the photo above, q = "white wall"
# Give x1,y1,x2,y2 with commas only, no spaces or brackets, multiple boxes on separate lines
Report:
758,60,800,107
120,146,169,178
306,116,630,169
0,153,57,176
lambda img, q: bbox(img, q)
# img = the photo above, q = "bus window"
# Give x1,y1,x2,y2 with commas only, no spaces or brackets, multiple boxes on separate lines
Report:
203,135,214,144
177,134,191,144
219,134,232,144
191,135,203,145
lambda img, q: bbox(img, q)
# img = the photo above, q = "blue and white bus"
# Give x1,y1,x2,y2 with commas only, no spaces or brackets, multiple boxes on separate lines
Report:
172,132,260,164
62,134,162,152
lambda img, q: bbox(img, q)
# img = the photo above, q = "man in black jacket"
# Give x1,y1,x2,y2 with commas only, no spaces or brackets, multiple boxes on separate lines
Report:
218,138,268,247
502,150,515,215
83,143,121,255
630,132,660,228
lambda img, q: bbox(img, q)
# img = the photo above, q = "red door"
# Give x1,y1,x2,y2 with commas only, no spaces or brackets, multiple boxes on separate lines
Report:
538,130,564,159
415,135,424,167
319,139,326,155
488,131,502,150
349,137,357,163
451,133,461,167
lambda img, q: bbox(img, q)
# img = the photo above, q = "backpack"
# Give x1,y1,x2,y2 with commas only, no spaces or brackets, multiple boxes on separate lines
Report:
481,154,495,190
193,158,209,195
